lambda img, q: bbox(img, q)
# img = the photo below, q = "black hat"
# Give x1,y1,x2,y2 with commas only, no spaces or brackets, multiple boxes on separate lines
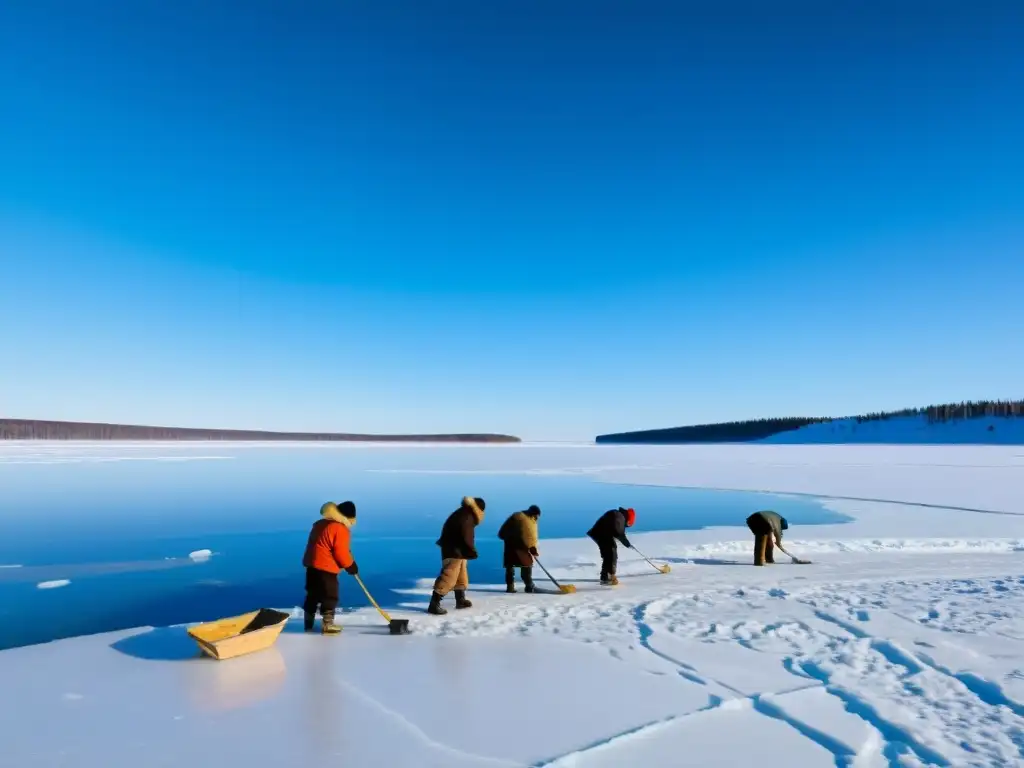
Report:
526,505,541,517
474,497,486,511
338,500,356,519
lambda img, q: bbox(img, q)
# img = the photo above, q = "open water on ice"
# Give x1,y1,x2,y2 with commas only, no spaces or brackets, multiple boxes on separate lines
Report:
0,444,844,649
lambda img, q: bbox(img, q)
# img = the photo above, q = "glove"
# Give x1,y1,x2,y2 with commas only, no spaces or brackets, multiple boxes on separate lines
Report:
345,561,359,576
467,548,479,560
529,546,539,557
622,537,632,549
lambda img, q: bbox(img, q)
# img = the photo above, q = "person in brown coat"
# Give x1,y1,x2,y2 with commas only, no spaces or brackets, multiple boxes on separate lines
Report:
746,510,789,565
498,505,541,593
428,496,486,615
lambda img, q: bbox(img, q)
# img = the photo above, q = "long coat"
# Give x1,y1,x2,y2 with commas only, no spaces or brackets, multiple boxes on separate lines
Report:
436,496,486,560
498,511,539,567
748,510,787,541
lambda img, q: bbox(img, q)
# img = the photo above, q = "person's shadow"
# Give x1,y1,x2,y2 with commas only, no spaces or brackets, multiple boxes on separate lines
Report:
667,557,746,566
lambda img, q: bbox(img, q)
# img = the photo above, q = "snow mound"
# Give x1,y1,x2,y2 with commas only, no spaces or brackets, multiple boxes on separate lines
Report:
188,549,213,562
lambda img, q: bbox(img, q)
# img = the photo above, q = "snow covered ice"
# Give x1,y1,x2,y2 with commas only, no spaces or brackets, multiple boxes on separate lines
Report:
35,578,71,590
2,444,1024,767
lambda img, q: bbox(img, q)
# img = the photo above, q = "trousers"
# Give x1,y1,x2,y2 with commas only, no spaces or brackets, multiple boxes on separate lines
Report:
303,567,339,616
433,558,469,596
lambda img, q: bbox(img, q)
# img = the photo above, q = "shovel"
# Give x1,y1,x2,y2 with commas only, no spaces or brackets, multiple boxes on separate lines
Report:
631,544,671,574
353,574,411,635
777,542,812,565
534,557,576,594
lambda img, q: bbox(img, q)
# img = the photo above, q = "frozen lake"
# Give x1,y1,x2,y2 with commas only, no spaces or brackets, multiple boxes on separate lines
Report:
0,442,840,649
2,443,1023,767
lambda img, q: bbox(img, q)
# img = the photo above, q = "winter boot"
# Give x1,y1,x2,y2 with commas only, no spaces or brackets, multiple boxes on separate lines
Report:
303,611,315,632
522,566,536,594
505,567,516,593
454,590,472,609
754,534,767,566
427,591,447,615
320,611,342,635
600,575,620,586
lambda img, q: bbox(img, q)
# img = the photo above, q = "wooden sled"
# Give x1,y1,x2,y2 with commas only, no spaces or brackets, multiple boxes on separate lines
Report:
187,608,290,661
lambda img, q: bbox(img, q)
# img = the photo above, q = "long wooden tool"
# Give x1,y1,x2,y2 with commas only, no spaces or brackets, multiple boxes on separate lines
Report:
354,574,411,634
631,544,671,573
534,557,576,594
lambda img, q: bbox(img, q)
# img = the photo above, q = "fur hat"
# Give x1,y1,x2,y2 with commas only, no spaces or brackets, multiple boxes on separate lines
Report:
321,500,357,521
622,507,636,527
526,505,541,517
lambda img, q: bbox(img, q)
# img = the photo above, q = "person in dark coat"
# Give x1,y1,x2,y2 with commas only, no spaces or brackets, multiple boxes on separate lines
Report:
428,496,486,615
587,507,635,585
498,505,541,593
746,510,788,566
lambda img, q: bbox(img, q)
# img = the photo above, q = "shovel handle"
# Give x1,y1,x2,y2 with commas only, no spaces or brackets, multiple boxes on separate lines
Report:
354,574,392,623
631,544,668,573
534,557,563,588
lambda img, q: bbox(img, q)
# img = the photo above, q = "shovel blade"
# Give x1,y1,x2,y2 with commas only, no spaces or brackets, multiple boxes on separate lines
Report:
558,584,577,594
389,619,411,635
659,565,671,573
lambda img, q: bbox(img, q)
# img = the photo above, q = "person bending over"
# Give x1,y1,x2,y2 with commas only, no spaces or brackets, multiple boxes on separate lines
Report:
587,506,635,586
498,505,541,593
746,509,788,566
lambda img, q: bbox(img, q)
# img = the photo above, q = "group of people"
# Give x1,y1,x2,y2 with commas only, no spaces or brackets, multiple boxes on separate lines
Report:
300,496,790,634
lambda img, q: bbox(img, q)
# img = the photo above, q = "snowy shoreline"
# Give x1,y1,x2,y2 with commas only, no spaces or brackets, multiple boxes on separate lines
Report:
2,444,1023,767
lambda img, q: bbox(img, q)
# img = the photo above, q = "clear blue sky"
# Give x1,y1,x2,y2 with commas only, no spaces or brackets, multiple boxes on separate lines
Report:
1,1,1022,440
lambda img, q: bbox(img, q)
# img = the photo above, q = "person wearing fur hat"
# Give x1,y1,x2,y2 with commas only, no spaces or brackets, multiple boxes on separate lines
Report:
428,496,486,615
746,510,788,566
301,500,359,634
498,505,541,593
586,506,635,586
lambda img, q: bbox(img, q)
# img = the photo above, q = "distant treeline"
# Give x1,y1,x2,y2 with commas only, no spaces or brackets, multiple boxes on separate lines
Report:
0,419,521,443
596,416,829,444
855,400,1024,425
596,400,1024,444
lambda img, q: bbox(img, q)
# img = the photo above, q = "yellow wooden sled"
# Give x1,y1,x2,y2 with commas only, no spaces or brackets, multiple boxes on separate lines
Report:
186,608,290,661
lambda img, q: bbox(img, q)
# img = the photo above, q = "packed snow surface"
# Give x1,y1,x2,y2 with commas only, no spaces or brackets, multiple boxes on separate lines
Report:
2,444,1024,767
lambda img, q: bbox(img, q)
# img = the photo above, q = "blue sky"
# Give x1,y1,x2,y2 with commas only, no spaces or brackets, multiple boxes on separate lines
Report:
1,1,1022,440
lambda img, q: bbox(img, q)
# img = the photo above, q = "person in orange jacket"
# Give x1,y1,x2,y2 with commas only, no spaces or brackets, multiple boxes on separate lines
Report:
302,500,359,634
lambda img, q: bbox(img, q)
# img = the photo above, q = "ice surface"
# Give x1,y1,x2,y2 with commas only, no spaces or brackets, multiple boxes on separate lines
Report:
188,549,213,562
1,444,1024,766
35,579,70,589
